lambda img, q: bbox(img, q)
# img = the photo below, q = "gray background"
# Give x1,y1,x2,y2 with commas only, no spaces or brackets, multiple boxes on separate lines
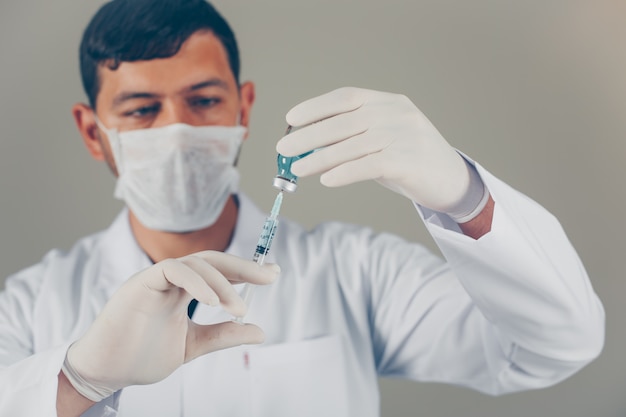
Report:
0,1,624,416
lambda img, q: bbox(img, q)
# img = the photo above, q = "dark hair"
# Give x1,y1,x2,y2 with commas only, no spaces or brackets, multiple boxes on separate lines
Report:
79,0,240,108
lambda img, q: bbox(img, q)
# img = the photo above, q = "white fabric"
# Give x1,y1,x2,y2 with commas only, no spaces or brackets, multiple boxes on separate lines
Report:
103,121,245,232
0,160,605,417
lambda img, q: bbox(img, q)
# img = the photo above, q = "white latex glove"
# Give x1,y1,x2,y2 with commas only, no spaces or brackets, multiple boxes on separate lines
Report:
62,251,280,402
276,87,488,222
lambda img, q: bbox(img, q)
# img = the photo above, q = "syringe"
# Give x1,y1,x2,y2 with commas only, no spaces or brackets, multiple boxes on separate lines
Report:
234,191,283,323
233,125,309,323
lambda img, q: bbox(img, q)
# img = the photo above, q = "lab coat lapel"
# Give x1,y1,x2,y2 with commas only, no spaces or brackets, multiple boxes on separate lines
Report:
96,208,152,301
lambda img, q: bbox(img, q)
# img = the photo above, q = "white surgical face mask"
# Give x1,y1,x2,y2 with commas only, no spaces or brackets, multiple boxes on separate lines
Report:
97,119,246,232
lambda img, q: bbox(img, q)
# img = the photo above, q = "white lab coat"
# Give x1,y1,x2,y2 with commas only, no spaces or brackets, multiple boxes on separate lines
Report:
0,161,605,417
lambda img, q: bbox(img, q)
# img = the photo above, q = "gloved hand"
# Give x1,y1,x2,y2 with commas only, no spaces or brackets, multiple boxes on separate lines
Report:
62,251,280,402
276,87,489,222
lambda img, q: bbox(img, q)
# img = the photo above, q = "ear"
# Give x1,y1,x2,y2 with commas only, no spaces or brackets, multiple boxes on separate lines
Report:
72,103,106,161
238,81,255,140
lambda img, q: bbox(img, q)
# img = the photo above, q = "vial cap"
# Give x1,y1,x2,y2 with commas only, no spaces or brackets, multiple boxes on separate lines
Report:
273,177,298,193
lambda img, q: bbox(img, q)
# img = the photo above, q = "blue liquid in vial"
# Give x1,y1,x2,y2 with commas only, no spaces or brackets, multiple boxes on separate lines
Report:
274,151,313,192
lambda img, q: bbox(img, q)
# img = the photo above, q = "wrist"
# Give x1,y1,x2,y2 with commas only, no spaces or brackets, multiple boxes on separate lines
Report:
445,159,490,223
458,195,495,239
61,347,117,403
57,369,96,417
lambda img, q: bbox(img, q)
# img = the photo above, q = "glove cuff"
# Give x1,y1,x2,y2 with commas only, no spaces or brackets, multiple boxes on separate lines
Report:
62,347,116,403
445,160,490,223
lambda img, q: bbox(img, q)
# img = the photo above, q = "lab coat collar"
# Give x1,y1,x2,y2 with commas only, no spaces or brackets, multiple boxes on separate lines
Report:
95,193,271,300
96,207,153,300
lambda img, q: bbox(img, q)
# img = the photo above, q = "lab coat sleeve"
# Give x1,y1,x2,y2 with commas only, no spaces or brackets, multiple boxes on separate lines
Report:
0,347,121,417
0,271,119,416
1,343,66,415
410,158,604,394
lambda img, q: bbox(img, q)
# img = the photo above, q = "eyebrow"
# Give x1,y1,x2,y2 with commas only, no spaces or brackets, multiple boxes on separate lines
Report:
111,78,231,109
111,92,161,109
185,78,230,93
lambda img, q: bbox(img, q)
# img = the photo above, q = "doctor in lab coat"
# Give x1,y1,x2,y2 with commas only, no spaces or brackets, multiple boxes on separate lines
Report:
0,0,605,416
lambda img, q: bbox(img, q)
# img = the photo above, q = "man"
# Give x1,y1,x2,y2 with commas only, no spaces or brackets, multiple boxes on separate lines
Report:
0,0,605,416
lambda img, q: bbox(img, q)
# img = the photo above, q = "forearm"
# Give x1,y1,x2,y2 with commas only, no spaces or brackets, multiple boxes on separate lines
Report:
57,370,95,417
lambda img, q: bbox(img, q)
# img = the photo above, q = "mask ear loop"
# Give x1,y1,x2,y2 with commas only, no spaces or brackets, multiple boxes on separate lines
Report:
235,111,242,127
93,114,124,175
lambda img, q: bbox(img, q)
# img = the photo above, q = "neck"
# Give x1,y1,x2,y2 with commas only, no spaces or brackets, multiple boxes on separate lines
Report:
129,195,239,263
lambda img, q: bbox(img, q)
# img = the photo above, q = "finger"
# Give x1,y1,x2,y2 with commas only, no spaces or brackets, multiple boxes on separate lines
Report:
276,110,368,157
185,251,280,285
285,87,367,127
185,321,265,362
179,255,247,317
320,151,388,188
289,129,392,178
154,259,221,307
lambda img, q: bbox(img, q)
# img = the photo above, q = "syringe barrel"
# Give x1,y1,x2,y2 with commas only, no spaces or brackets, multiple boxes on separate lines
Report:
257,220,278,257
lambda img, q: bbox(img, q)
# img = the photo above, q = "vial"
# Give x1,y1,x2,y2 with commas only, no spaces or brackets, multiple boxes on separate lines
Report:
273,151,313,192
272,125,313,193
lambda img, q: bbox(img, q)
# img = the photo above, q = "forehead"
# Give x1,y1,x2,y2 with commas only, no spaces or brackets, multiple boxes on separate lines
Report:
96,31,235,104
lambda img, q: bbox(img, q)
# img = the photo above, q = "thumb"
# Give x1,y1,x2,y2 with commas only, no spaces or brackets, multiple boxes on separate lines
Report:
185,321,265,362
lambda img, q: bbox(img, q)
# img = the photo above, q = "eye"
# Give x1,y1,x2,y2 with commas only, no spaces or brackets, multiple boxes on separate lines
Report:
123,104,160,118
189,96,221,108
